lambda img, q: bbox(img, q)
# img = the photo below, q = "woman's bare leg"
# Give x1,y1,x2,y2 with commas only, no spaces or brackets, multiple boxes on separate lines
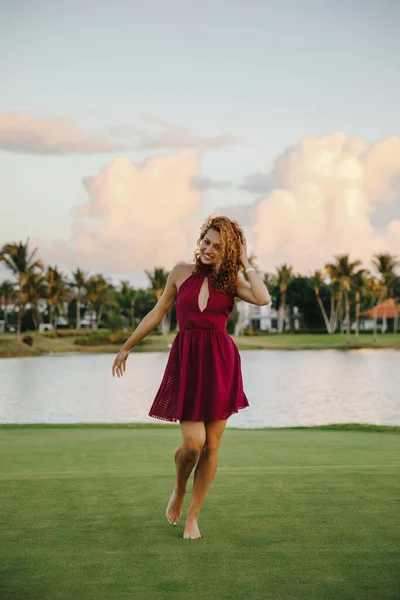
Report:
166,421,206,525
184,419,227,539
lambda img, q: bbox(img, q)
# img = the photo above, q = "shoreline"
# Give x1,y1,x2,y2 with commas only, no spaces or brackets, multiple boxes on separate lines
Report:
1,331,400,358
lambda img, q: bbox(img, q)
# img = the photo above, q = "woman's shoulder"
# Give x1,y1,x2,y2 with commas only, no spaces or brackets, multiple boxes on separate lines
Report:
170,263,195,290
172,262,195,275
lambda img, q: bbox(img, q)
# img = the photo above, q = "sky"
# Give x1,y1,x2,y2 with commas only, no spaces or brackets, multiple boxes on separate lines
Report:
1,0,399,286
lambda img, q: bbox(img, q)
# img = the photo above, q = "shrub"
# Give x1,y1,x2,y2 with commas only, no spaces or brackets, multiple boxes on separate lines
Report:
43,328,111,340
108,332,128,344
103,311,128,333
42,330,57,338
74,330,113,346
22,335,33,346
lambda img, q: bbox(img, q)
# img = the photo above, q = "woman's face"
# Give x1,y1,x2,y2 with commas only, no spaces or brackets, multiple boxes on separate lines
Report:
199,228,222,265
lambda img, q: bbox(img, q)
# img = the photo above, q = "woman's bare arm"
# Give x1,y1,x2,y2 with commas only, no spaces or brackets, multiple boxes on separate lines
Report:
112,266,180,377
121,268,178,351
235,238,271,306
236,271,271,306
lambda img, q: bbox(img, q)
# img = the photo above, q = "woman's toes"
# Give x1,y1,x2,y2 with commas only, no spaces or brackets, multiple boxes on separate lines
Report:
166,488,185,526
183,518,201,539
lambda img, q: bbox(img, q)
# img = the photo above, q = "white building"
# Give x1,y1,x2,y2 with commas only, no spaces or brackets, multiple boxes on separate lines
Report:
234,300,300,334
235,300,275,334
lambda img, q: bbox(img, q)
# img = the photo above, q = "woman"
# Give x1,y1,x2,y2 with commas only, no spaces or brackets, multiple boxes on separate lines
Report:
112,215,271,540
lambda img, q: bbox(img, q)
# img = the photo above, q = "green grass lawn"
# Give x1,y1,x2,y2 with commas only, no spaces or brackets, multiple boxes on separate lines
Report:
233,332,400,350
1,331,400,357
0,426,399,599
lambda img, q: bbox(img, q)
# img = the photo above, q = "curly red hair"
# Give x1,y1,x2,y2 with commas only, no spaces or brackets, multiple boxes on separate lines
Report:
193,215,245,296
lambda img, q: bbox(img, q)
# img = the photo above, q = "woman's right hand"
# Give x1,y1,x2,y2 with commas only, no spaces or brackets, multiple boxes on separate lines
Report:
112,348,130,378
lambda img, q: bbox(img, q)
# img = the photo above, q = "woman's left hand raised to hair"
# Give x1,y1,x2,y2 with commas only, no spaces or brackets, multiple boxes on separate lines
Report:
240,238,250,269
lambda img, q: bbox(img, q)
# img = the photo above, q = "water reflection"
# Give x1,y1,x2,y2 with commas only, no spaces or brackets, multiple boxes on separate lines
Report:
0,350,399,428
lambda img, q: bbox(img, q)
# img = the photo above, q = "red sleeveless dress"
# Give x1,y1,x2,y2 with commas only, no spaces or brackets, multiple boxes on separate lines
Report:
148,264,249,422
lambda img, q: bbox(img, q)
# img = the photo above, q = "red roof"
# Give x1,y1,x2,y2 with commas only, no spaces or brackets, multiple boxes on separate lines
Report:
362,298,400,319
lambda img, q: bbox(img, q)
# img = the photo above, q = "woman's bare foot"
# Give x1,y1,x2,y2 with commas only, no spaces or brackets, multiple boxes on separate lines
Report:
166,486,185,526
183,514,201,539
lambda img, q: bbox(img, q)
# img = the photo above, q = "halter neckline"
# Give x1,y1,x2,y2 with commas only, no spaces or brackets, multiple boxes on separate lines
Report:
197,261,214,277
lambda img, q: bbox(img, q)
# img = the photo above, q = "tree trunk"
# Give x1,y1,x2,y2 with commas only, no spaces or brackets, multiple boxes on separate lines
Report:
286,305,292,332
338,295,345,334
37,308,43,326
16,300,22,340
373,286,386,340
96,305,103,328
382,303,387,334
52,306,57,330
355,292,360,341
15,275,24,340
373,305,378,342
278,292,286,333
344,290,351,344
76,291,81,330
394,299,399,333
331,291,342,333
32,310,38,331
329,292,335,332
316,290,332,333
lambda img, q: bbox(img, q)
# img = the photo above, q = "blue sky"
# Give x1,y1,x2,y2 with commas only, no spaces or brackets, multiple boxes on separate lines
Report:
1,0,399,282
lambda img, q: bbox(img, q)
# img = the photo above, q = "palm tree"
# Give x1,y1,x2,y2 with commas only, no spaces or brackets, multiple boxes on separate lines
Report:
392,276,400,334
0,280,15,329
325,262,342,333
363,276,381,342
326,255,363,344
86,275,116,329
145,268,170,336
0,240,43,338
352,270,367,341
24,270,47,329
46,266,71,329
313,270,332,333
70,268,88,329
117,280,137,327
276,264,293,333
372,253,399,334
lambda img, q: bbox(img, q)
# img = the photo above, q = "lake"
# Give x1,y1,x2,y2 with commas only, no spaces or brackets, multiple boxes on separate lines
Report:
0,349,399,428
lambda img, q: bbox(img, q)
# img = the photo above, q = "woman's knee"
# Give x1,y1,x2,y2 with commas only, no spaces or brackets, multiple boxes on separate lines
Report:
183,437,205,458
180,422,206,458
203,438,221,455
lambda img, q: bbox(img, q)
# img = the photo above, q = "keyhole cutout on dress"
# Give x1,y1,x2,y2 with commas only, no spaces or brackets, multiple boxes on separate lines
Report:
198,277,210,313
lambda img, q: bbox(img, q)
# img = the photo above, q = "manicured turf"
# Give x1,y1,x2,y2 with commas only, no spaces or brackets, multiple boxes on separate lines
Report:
0,426,399,599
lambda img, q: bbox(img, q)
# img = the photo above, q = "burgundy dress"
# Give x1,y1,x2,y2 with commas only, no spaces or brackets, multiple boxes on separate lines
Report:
148,264,249,422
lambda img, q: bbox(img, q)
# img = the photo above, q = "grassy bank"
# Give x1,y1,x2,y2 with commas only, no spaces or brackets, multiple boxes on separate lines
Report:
0,423,399,433
1,330,400,358
0,425,399,599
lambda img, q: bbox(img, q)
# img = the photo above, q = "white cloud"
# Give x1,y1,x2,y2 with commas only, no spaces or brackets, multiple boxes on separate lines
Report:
31,132,400,279
47,151,203,274
0,113,124,155
109,115,239,151
248,132,400,273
